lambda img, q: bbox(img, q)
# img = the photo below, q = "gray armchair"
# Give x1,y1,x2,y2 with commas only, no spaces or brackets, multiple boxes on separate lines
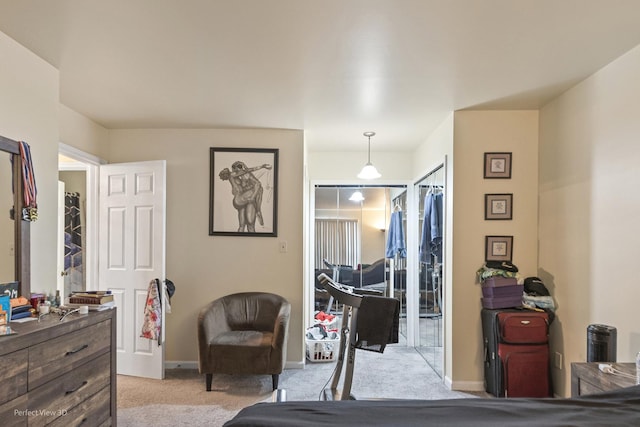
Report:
197,292,290,391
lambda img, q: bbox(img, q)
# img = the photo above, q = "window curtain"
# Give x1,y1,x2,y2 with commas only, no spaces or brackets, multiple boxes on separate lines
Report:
315,219,359,268
64,192,83,295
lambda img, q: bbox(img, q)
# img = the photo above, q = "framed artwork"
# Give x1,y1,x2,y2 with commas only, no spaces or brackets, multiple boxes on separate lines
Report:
485,235,513,262
484,152,512,179
485,193,513,220
209,147,278,237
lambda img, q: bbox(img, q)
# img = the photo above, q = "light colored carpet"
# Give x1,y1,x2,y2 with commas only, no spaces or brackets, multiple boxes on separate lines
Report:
118,345,484,426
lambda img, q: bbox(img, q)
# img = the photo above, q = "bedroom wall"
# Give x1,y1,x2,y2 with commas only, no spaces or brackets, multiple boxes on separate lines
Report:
0,30,59,295
539,44,640,397
451,110,539,389
107,128,305,364
59,104,110,159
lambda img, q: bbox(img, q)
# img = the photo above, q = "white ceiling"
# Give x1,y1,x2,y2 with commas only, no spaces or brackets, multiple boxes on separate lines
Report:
1,1,640,152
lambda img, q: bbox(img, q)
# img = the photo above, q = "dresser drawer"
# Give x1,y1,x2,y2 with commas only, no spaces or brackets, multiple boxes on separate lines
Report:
28,319,111,389
0,394,28,427
28,352,110,427
0,349,28,405
47,385,111,427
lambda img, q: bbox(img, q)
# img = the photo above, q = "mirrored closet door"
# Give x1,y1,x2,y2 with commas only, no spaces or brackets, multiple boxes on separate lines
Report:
415,166,445,377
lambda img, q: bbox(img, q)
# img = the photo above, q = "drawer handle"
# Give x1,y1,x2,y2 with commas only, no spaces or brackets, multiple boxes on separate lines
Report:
65,380,88,395
65,344,89,356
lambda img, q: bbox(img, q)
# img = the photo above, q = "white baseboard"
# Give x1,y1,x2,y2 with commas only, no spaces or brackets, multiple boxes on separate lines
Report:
446,376,485,392
285,360,305,370
165,360,305,370
165,361,198,369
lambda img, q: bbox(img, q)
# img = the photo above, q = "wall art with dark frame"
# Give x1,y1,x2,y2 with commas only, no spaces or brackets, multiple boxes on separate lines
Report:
484,193,513,220
484,152,512,179
209,147,279,237
485,235,513,262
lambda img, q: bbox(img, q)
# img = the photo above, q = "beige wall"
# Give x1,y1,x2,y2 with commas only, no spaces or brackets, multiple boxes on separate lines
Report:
308,150,414,181
0,31,59,295
452,110,539,389
107,128,305,364
59,104,109,159
539,44,640,397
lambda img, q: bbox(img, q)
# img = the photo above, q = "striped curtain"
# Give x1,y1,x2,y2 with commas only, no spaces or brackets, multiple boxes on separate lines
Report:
315,219,359,268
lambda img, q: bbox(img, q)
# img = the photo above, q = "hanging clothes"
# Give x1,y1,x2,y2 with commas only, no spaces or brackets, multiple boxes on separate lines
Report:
385,210,407,258
419,190,443,263
141,279,162,345
11,141,38,221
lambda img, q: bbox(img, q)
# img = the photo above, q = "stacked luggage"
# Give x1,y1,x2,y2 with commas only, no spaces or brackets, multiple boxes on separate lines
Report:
477,261,522,309
481,308,552,397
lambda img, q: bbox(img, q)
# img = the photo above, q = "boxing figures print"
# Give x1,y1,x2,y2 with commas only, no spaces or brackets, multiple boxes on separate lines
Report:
209,147,278,236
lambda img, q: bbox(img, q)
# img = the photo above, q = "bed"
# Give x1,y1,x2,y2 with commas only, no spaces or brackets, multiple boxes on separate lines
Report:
224,385,640,426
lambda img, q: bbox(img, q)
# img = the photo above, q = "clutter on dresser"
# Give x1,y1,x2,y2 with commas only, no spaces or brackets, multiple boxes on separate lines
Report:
65,290,115,311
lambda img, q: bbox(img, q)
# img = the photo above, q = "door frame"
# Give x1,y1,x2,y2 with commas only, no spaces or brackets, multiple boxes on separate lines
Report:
307,179,417,345
58,143,106,291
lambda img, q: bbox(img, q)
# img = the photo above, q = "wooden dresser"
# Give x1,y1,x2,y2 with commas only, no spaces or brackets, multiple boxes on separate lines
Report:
0,309,116,426
571,362,636,397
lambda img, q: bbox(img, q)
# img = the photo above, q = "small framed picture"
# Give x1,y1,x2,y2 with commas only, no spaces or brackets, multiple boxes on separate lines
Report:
484,152,512,179
485,235,513,262
485,193,513,220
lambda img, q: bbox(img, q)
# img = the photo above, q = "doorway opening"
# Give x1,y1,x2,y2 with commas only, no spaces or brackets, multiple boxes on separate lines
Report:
57,143,103,301
311,184,409,343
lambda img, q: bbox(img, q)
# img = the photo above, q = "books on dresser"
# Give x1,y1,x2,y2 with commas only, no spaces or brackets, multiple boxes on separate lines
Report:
66,291,115,310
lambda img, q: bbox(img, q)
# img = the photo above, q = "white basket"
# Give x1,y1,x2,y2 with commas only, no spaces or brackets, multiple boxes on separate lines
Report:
305,338,340,362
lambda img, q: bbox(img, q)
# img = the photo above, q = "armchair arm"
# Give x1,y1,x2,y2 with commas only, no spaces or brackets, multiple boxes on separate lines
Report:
197,299,231,371
270,301,291,369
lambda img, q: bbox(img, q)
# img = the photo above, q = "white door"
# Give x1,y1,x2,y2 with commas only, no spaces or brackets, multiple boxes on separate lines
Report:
99,160,166,379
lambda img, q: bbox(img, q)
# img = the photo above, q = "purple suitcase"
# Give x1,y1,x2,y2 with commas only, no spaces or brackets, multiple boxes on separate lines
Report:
482,276,518,287
481,296,522,309
482,285,523,298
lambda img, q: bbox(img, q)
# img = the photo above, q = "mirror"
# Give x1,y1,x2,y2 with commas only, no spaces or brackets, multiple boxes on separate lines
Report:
0,136,30,297
0,150,14,283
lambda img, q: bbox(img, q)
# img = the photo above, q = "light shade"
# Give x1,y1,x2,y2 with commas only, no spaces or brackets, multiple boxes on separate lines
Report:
358,131,381,179
349,190,365,202
357,163,381,179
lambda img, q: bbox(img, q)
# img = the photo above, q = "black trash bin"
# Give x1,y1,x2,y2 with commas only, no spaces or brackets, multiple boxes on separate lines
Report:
587,324,617,362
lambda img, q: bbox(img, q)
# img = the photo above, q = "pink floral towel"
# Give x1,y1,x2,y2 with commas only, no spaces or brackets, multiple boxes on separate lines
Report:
141,279,162,345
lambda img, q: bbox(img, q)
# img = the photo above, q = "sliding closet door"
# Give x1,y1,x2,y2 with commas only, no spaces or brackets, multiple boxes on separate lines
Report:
415,166,445,377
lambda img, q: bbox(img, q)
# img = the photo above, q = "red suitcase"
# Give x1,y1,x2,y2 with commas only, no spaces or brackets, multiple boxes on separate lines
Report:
497,311,551,397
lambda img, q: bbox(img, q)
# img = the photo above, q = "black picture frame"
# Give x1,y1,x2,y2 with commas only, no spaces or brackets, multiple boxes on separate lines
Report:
484,193,513,220
484,152,512,179
485,235,513,262
209,147,278,237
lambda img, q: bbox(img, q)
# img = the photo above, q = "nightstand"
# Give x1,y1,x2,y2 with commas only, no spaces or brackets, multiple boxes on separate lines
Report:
571,362,636,397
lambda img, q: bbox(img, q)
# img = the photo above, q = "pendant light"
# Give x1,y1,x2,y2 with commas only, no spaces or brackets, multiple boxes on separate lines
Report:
349,190,365,202
357,131,381,179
